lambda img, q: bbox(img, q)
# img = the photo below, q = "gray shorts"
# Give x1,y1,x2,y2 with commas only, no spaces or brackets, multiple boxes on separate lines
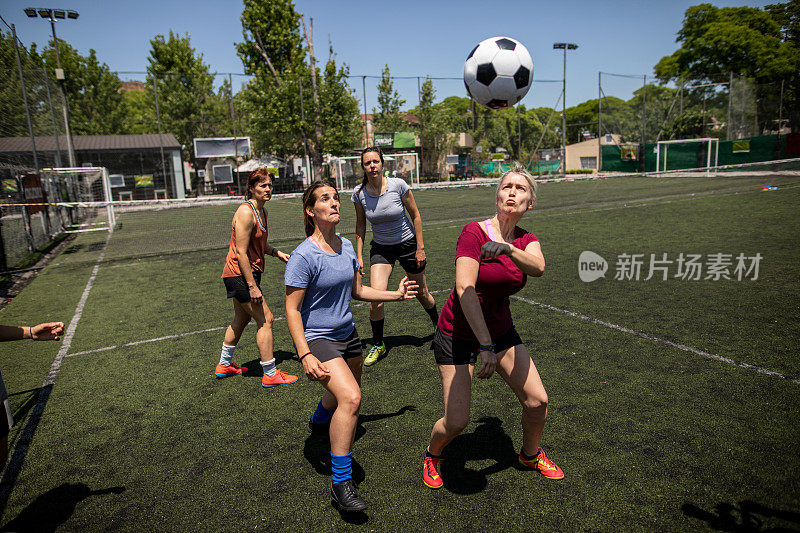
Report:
307,328,363,363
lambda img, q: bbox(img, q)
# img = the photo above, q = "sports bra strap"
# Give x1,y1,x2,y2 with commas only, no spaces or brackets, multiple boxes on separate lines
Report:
482,218,496,241
246,200,266,232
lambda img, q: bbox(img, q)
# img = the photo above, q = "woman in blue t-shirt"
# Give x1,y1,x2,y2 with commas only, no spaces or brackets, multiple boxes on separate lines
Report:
285,181,418,513
352,146,438,366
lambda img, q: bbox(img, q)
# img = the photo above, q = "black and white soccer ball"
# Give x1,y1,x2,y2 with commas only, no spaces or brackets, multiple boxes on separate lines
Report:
463,36,533,109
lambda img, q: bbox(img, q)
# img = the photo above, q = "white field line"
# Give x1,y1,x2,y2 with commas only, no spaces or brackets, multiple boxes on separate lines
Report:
95,183,800,273
64,300,380,359
511,295,800,385
64,288,796,385
0,230,111,506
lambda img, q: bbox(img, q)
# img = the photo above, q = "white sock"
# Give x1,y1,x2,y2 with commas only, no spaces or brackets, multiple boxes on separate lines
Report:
219,343,236,366
261,358,277,377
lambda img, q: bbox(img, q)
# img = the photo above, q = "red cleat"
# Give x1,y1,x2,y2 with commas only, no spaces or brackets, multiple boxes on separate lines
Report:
518,447,564,479
261,369,298,388
215,363,247,378
422,455,443,489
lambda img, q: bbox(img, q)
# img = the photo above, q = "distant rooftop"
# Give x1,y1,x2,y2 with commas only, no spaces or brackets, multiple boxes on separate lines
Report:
0,134,181,153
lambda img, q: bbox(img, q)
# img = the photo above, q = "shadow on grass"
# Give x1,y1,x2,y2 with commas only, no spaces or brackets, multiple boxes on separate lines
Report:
241,349,297,375
440,416,518,495
302,405,416,477
365,333,435,366
335,506,369,525
7,389,41,438
0,483,125,532
682,500,800,531
61,241,105,255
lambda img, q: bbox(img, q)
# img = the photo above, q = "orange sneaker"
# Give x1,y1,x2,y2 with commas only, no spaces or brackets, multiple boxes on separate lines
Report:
422,455,443,489
215,363,247,378
261,369,298,388
519,447,564,479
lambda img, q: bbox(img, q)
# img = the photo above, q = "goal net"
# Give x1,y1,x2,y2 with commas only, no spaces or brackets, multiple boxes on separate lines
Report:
655,138,720,176
328,152,420,190
40,167,116,234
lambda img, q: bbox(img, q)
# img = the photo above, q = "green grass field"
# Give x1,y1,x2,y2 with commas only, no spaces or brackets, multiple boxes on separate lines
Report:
0,174,798,531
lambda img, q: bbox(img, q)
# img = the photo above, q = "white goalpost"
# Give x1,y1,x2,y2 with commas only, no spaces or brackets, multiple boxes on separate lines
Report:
40,166,116,233
655,138,720,176
328,152,420,190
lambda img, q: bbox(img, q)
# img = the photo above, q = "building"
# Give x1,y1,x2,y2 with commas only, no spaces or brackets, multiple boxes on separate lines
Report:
0,134,187,200
565,133,623,172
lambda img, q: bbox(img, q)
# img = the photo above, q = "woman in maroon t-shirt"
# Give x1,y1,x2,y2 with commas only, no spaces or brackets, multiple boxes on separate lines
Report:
421,165,563,489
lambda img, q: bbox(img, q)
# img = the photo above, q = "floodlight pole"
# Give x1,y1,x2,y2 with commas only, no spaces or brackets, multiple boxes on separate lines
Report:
46,12,77,167
554,43,577,176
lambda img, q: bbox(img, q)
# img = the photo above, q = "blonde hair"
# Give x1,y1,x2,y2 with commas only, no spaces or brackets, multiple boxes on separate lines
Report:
497,163,537,202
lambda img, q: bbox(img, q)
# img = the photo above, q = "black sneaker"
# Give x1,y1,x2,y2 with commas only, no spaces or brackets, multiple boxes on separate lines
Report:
308,419,330,434
331,479,367,512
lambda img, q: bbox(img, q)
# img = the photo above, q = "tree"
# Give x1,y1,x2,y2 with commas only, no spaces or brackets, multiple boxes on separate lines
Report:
661,111,705,139
318,54,362,156
372,65,406,133
236,0,362,168
0,30,36,139
655,3,799,133
414,78,450,176
145,31,229,159
35,42,127,135
765,1,800,131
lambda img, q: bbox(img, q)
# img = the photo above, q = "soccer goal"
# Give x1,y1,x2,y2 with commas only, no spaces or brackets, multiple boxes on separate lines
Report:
328,152,420,191
655,138,720,176
40,166,116,234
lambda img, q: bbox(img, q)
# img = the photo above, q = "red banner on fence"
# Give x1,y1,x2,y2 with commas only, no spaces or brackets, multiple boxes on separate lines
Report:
23,174,45,215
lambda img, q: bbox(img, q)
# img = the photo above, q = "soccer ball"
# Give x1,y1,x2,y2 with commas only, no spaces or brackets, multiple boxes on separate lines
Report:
463,36,533,109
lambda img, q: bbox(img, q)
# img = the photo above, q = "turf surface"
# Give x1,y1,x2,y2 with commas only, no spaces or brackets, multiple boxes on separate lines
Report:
0,175,798,531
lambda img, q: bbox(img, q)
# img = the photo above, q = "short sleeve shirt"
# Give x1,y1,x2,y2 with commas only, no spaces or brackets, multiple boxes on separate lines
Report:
438,221,538,341
351,177,414,245
284,236,360,341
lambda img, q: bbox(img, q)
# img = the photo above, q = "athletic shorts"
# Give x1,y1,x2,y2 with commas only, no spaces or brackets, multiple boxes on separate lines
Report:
432,325,523,365
370,236,426,274
223,272,262,303
307,328,363,363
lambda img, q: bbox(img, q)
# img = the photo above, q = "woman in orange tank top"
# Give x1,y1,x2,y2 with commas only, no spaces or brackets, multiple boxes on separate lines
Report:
216,168,298,388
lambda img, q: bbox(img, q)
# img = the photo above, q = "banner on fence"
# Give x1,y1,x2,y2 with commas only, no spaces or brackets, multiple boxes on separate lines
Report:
374,132,416,149
135,175,154,187
23,174,45,215
732,140,750,153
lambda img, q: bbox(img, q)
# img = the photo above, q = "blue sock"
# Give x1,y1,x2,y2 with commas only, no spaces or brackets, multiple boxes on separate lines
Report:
330,451,352,484
311,401,335,425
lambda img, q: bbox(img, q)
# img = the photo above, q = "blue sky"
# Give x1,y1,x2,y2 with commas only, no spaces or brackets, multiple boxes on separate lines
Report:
2,0,774,112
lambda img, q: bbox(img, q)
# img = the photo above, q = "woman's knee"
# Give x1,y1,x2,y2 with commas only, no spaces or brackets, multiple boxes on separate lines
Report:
522,391,548,413
337,388,362,414
254,311,274,329
444,412,470,434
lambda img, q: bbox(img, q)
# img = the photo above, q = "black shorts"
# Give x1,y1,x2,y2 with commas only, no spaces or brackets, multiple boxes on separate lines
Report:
307,328,363,363
370,237,426,274
432,326,523,365
223,272,262,303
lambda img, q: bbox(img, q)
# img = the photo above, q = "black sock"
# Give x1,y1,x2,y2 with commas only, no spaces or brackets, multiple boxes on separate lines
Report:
520,448,538,460
425,304,439,326
425,448,441,459
370,318,384,345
